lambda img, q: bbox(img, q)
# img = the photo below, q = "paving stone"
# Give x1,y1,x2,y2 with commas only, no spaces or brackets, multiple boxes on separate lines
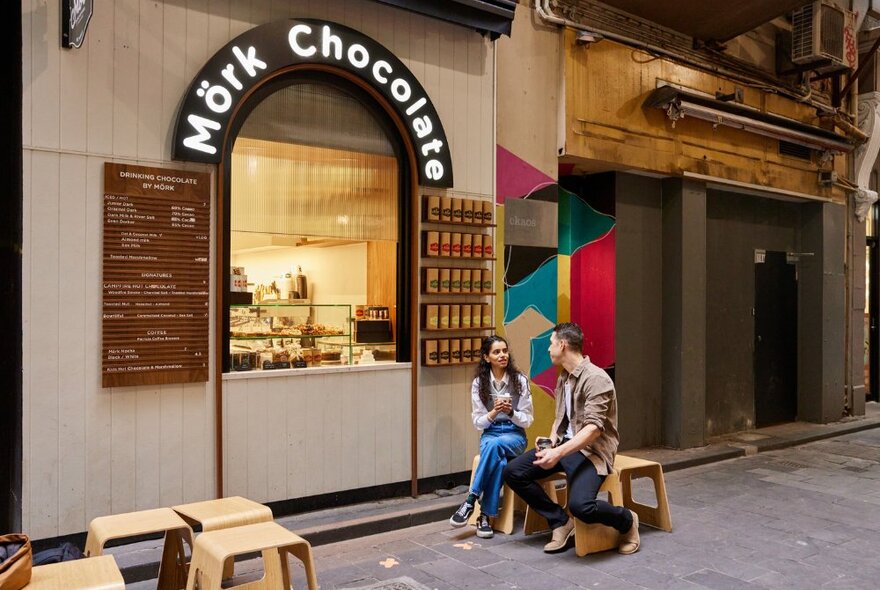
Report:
416,556,500,589
681,569,757,589
479,559,580,589
542,561,644,589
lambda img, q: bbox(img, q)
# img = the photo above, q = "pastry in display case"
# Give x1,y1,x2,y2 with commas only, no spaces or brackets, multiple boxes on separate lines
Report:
319,341,397,365
228,303,352,371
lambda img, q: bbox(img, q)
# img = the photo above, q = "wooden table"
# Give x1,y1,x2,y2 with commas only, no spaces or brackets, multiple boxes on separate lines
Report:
172,496,273,532
173,496,273,579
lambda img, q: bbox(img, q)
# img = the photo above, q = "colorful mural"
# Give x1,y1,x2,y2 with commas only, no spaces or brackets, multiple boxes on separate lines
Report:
496,145,616,438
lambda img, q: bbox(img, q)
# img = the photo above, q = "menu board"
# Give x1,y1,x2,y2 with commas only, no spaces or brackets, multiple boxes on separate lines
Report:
102,163,211,387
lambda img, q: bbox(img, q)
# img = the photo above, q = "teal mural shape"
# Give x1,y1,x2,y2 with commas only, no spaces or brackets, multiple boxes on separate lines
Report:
558,186,615,256
504,257,558,326
529,327,555,380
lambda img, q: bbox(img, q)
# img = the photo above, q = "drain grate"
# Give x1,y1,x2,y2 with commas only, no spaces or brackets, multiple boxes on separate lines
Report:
772,460,811,470
344,577,432,590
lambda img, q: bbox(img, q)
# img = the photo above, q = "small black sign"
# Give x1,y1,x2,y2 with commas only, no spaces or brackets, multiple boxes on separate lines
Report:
61,0,93,49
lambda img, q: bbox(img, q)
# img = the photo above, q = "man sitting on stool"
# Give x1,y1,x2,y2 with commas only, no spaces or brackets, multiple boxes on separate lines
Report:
503,322,640,554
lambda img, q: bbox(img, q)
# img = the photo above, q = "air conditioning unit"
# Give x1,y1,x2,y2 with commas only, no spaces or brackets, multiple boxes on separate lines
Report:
791,1,857,73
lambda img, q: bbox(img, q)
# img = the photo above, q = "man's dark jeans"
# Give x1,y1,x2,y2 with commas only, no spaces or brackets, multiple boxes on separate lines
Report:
503,448,632,533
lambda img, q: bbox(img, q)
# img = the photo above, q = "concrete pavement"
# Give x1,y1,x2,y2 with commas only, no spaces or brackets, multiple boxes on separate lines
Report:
136,426,880,589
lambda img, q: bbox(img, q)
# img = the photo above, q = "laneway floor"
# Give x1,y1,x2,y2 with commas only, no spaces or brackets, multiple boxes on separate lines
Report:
140,428,880,589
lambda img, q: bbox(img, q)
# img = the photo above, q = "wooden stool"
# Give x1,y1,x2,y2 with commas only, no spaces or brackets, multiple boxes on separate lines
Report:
573,468,623,557
465,454,518,534
185,521,318,590
85,507,194,590
614,454,673,532
28,554,124,590
173,496,273,578
522,472,568,535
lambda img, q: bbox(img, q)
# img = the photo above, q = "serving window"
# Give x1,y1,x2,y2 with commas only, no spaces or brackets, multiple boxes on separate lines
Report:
222,74,411,372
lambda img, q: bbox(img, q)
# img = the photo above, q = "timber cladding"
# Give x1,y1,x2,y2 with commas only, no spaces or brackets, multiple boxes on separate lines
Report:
101,163,211,387
562,32,846,204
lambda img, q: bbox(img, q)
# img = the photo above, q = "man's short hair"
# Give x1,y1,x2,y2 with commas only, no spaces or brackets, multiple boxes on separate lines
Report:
553,322,583,353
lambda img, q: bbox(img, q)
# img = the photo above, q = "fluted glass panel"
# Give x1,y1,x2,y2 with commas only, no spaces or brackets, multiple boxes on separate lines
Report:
231,83,399,242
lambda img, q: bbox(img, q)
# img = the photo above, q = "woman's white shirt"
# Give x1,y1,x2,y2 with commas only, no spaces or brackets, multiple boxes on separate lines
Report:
471,373,534,431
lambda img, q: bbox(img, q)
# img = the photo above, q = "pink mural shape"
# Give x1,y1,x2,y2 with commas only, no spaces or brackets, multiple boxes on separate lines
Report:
570,228,616,369
497,145,555,205
532,367,559,398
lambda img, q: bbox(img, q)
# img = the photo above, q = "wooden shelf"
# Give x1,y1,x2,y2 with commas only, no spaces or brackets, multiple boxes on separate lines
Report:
422,218,496,228
421,291,496,296
422,327,496,333
421,334,483,367
422,254,496,261
422,361,479,367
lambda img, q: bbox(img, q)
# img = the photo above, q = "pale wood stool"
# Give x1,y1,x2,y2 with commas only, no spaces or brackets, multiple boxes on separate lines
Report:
465,454,518,534
573,468,624,557
28,554,124,590
173,496,274,578
614,454,673,532
85,507,194,590
522,472,568,535
185,521,318,590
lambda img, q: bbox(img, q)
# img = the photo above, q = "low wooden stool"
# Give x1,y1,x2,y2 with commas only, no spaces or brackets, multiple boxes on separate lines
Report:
85,508,194,590
185,521,318,590
173,496,273,578
465,454,518,534
614,454,673,532
573,468,623,557
28,554,124,590
522,472,568,535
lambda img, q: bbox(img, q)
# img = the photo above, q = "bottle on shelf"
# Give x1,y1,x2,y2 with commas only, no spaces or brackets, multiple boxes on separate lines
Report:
295,266,308,300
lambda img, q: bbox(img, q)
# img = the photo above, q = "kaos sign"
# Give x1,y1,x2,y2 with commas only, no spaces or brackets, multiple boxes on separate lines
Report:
172,19,453,188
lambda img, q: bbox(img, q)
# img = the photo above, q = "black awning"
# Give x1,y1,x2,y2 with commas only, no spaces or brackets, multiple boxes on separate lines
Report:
370,0,517,39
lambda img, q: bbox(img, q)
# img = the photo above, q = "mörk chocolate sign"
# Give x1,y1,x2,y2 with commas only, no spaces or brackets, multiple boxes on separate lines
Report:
171,18,453,187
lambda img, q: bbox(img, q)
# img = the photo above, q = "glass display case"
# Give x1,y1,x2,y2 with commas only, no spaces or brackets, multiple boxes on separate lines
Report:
318,340,397,365
228,303,353,371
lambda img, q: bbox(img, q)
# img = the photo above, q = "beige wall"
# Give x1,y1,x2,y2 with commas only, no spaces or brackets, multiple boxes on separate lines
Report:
496,3,561,180
23,0,493,538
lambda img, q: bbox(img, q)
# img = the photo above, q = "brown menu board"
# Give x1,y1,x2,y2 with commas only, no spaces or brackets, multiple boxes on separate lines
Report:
102,163,211,387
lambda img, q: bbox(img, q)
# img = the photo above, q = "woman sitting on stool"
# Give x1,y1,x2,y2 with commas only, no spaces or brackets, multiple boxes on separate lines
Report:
449,335,533,538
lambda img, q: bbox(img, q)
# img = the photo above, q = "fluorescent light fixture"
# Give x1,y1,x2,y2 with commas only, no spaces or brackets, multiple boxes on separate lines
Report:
644,86,854,154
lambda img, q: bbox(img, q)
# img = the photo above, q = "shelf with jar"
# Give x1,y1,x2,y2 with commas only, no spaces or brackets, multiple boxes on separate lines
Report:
422,229,495,262
421,267,495,295
227,303,353,371
422,337,483,366
422,230,495,259
423,195,495,226
422,303,495,332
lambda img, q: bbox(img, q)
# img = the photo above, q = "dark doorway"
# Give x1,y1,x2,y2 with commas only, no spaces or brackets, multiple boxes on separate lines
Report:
754,250,798,426
0,0,23,532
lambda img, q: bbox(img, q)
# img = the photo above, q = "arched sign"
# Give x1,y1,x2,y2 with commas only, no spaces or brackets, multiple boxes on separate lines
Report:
172,18,453,188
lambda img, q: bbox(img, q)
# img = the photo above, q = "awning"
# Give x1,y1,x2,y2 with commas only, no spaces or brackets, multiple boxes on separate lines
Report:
644,86,854,153
599,0,811,42
370,0,517,39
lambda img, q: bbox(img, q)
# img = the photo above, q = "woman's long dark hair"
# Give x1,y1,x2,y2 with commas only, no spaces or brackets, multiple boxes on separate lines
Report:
475,335,524,406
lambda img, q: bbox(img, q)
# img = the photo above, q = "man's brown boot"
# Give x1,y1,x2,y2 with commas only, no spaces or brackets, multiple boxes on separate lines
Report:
543,518,575,553
618,510,640,554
